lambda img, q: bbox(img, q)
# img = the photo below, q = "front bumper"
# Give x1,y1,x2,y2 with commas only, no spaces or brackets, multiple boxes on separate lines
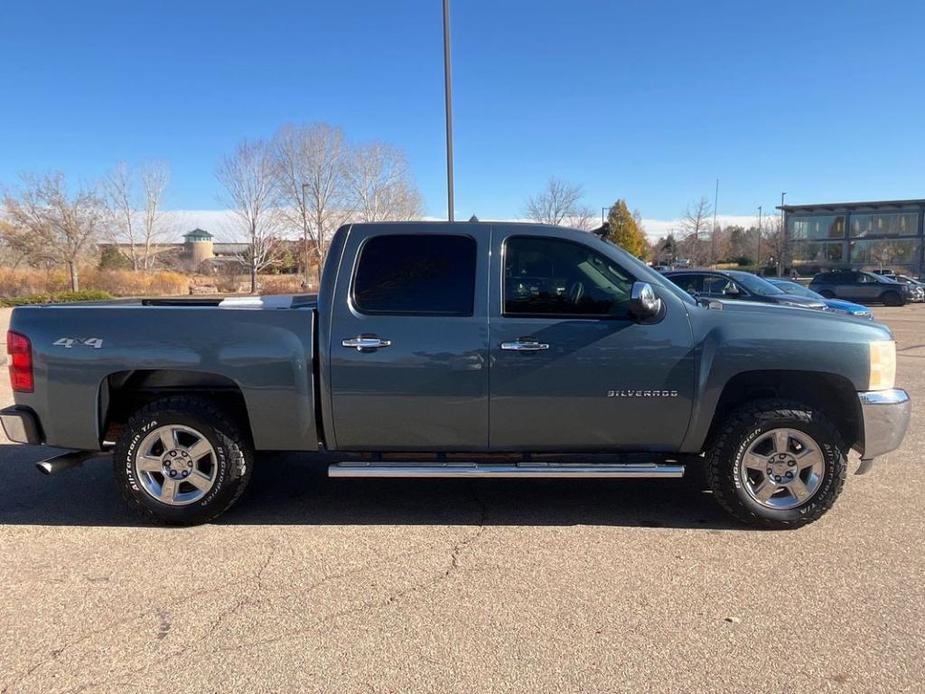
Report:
857,389,910,470
0,406,42,445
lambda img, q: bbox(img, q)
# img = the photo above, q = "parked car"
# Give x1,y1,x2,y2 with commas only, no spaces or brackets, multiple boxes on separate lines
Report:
767,279,873,319
885,274,925,302
1,222,910,529
809,270,912,306
664,269,827,310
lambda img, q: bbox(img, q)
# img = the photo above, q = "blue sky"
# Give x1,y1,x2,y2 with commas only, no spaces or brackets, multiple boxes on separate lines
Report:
2,0,924,227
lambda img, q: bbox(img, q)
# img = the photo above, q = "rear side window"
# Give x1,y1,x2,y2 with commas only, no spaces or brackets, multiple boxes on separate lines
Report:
352,234,476,316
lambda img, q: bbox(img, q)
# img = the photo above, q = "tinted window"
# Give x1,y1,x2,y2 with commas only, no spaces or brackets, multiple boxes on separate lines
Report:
353,235,476,315
669,274,703,294
727,272,784,295
504,237,634,317
703,275,739,296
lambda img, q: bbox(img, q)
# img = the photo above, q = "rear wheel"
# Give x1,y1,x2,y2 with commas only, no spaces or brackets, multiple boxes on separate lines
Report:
882,290,903,306
705,399,847,529
113,396,253,525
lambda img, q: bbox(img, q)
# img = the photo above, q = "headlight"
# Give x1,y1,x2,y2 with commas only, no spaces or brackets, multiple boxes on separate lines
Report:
869,340,896,390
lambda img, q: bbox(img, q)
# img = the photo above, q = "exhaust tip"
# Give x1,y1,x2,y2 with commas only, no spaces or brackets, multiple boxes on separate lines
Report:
36,461,53,475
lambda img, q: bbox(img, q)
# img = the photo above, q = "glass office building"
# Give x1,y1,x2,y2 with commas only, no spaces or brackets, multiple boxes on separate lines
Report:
780,199,925,276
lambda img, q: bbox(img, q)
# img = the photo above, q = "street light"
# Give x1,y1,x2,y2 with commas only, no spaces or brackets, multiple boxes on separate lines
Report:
779,192,787,276
442,0,455,221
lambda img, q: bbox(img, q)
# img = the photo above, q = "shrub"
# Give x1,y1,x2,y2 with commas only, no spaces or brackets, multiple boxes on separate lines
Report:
258,274,306,294
1,290,113,306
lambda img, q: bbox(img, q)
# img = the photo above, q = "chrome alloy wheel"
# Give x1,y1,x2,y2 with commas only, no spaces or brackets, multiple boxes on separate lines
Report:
739,428,825,510
134,425,217,506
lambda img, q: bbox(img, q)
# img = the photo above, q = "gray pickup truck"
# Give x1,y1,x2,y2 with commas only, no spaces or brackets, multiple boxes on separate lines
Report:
1,222,911,528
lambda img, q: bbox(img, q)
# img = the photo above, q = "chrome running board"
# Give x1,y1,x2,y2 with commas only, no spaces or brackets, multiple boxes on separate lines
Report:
328,462,685,479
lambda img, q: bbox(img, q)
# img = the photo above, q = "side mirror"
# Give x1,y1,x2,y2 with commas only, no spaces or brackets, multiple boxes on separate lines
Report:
630,281,662,320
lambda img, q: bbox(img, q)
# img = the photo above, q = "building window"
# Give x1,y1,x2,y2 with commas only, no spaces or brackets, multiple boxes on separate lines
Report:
787,215,845,240
849,238,919,268
789,240,844,266
849,212,919,238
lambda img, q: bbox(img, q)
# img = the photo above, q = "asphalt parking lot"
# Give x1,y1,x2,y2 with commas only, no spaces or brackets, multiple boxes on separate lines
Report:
0,306,923,693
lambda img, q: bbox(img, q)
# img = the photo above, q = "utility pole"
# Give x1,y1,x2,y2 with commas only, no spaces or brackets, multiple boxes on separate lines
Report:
756,205,763,275
711,178,719,266
442,0,455,221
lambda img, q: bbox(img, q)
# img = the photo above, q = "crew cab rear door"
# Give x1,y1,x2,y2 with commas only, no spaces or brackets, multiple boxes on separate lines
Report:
488,225,695,450
327,224,490,450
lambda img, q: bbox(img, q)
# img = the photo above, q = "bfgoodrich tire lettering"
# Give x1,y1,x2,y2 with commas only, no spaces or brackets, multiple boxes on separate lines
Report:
114,396,253,525
705,399,847,529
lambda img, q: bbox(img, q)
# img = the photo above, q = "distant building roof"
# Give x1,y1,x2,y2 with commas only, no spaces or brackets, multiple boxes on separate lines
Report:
183,228,214,241
779,198,925,212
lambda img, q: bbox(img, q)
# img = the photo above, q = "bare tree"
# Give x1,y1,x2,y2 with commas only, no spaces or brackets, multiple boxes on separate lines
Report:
3,173,107,291
216,139,282,293
139,162,170,270
568,206,597,231
345,142,422,222
272,123,350,285
103,161,170,270
102,162,140,270
524,177,585,226
680,197,713,265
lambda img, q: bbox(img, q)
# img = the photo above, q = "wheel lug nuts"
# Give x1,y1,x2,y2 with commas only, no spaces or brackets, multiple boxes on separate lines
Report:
774,475,782,482
788,460,796,467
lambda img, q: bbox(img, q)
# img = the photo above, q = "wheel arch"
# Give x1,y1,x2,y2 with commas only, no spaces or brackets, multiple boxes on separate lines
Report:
99,369,253,447
701,370,861,454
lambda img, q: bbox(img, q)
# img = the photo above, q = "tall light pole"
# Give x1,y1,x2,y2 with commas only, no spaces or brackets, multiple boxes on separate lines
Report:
756,205,763,275
442,0,455,221
779,192,787,276
710,178,719,266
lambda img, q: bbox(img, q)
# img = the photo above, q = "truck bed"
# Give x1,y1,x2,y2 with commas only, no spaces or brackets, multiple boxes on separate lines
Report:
8,295,320,452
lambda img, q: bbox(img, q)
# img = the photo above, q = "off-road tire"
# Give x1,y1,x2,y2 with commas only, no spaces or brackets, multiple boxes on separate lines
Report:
705,399,847,529
113,396,253,525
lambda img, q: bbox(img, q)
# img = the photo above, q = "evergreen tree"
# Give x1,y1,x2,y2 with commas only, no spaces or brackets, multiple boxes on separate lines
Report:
604,199,647,258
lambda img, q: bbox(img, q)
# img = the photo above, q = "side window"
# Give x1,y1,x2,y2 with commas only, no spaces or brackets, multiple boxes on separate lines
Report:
670,274,703,294
504,236,634,318
353,234,476,316
703,276,737,296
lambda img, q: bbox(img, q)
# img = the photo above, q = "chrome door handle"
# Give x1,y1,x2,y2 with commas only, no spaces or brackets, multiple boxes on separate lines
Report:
501,339,549,352
342,335,392,351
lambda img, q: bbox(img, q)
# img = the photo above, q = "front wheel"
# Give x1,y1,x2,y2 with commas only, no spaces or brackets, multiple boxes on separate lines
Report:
705,400,847,529
113,396,253,525
882,291,903,307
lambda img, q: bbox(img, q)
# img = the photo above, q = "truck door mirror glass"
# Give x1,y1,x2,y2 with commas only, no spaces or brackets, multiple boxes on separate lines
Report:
630,282,662,320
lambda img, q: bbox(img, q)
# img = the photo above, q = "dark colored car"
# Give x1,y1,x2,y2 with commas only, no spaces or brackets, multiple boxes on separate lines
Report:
664,269,827,310
809,270,911,306
767,279,873,319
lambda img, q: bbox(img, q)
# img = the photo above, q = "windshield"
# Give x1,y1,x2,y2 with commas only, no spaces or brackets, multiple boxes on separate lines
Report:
863,271,899,284
727,271,785,296
769,280,823,300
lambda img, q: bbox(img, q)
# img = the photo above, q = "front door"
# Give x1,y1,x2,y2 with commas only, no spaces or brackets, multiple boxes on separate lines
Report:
328,225,490,450
488,228,695,451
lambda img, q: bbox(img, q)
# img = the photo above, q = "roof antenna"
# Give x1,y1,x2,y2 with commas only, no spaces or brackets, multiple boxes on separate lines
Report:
468,215,479,222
